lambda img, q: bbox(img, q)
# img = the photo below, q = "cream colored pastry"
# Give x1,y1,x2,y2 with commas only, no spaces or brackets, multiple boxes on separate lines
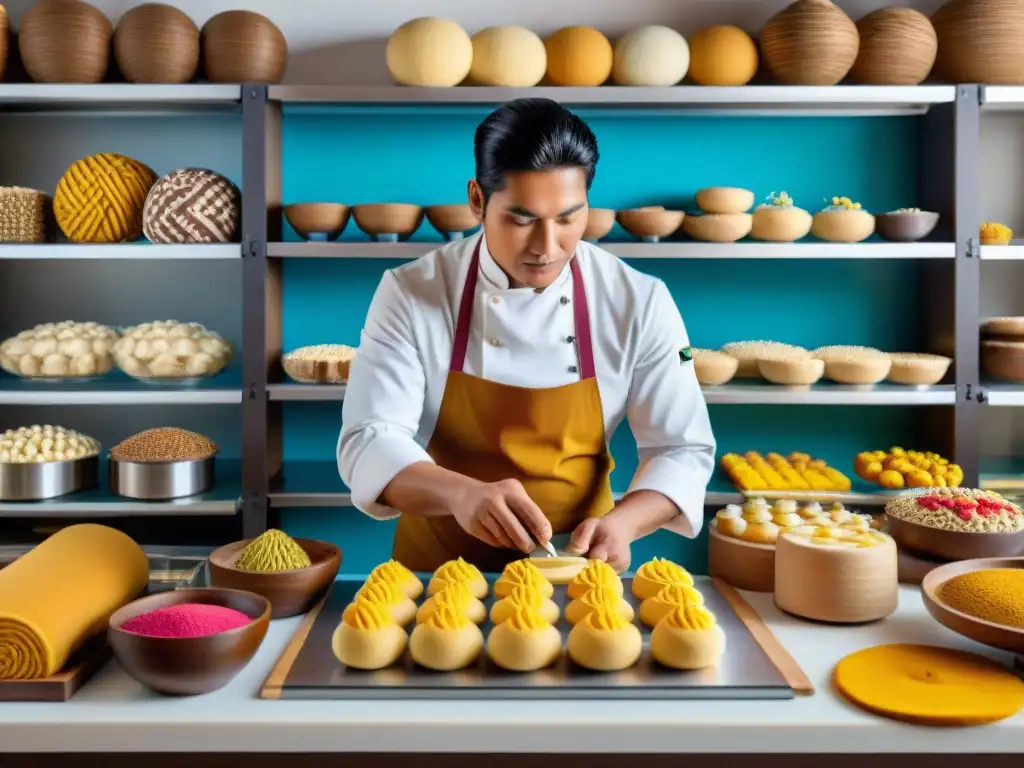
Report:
741,508,773,524
368,559,424,600
806,526,859,549
806,515,836,528
829,508,853,524
772,512,802,528
490,582,560,625
787,524,817,538
771,499,797,515
740,520,780,545
650,603,725,670
0,321,118,379
567,559,623,600
416,581,487,625
639,582,705,628
494,559,554,599
332,598,408,670
355,578,417,626
565,585,635,625
839,514,871,533
798,501,823,519
742,497,769,515
409,604,484,671
567,605,643,672
631,557,693,600
113,320,232,379
716,515,747,539
530,555,587,585
717,504,742,519
427,556,488,599
486,604,562,672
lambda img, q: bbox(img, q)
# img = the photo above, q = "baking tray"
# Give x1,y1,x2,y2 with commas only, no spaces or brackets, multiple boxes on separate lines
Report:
262,575,809,700
0,455,99,501
108,455,215,500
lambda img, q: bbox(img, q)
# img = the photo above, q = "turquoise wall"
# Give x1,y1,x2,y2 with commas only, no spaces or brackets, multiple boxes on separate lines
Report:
277,106,927,574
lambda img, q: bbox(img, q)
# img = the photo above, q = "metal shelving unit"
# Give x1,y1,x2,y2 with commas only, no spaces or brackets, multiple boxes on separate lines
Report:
0,243,241,260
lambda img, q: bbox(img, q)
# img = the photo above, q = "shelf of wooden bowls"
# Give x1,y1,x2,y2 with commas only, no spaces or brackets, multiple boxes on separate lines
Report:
750,199,812,242
108,455,215,500
108,588,271,696
693,348,738,386
616,207,685,243
0,454,99,501
425,204,479,241
707,519,776,593
352,203,423,242
875,210,939,242
814,346,891,385
207,538,342,618
283,203,350,241
682,213,752,243
757,356,825,386
775,529,898,624
281,344,355,385
884,353,952,387
582,208,615,243
811,207,876,243
695,187,755,215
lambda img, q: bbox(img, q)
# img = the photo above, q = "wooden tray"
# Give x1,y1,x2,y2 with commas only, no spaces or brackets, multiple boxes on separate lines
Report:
0,639,110,702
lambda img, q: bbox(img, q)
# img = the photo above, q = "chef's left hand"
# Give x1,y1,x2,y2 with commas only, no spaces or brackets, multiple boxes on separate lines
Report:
565,515,633,573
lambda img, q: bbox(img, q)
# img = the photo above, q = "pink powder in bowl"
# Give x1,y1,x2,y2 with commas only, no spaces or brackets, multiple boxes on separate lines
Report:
120,602,253,638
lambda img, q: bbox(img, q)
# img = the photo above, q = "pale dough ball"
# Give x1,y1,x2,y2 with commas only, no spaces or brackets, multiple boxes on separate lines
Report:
612,25,690,86
688,25,759,86
545,26,613,86
387,17,473,87
471,26,547,87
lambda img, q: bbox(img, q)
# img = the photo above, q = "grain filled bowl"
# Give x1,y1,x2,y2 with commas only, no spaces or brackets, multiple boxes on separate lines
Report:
108,427,218,500
108,587,270,696
208,536,342,618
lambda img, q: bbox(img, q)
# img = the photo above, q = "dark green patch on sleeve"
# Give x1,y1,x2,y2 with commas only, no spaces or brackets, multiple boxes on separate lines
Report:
679,346,693,364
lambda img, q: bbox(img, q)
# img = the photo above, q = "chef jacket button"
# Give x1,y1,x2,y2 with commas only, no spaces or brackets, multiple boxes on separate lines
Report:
566,335,575,343
560,296,570,305
489,338,501,347
491,295,501,305
568,365,578,373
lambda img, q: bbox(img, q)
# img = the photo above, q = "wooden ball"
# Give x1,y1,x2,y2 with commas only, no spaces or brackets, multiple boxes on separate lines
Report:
387,17,472,87
19,0,113,84
115,3,199,84
201,10,287,84
688,25,759,86
932,0,1024,84
545,26,613,86
760,0,859,86
470,26,546,87
612,25,689,86
850,8,935,85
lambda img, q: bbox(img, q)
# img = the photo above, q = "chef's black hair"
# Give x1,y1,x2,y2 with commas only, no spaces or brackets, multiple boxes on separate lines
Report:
474,98,599,204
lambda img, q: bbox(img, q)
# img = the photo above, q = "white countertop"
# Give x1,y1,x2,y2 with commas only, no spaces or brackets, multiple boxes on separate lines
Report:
1,586,1022,754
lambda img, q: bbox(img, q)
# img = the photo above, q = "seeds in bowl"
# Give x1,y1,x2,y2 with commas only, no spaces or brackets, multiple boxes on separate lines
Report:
0,425,100,464
885,488,1024,534
109,428,218,463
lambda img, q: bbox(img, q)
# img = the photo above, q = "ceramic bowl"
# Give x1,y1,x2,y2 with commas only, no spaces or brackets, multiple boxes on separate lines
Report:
352,204,424,241
425,204,479,240
108,587,270,696
750,206,812,242
283,203,350,241
885,353,952,386
822,356,892,385
582,208,615,241
875,211,939,242
208,538,342,619
616,207,685,242
758,357,825,386
886,514,1024,562
682,213,752,243
695,187,754,215
982,340,1024,383
811,209,876,243
693,349,739,386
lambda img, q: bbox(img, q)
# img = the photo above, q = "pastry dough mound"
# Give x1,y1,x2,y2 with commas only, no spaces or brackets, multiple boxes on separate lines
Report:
428,556,488,599
650,604,725,670
639,582,705,628
486,604,563,672
409,605,484,671
567,606,642,671
355,578,417,626
632,557,693,600
530,555,587,585
490,583,560,625
416,581,486,624
567,559,623,600
494,559,554,599
333,598,408,670
565,585,635,625
369,559,423,599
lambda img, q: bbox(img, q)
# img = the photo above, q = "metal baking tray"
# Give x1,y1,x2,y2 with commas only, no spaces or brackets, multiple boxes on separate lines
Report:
0,455,99,501
278,576,792,700
108,456,214,500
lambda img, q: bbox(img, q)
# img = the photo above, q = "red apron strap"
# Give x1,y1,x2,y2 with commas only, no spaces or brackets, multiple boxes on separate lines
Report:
449,239,482,373
570,256,597,380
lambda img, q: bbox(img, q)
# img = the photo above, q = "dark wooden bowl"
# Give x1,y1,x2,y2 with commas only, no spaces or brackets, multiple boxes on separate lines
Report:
886,514,1024,562
922,557,1024,656
207,538,341,619
108,587,270,696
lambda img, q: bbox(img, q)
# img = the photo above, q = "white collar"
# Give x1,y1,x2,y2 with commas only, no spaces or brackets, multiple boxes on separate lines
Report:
477,233,574,293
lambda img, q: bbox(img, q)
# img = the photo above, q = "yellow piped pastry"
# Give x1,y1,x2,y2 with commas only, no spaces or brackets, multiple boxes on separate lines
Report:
486,604,563,672
355,577,417,626
369,559,423,599
650,603,725,670
564,585,635,625
567,605,643,671
494,559,554,599
416,580,487,625
427,556,488,599
631,557,693,600
567,559,623,600
332,598,408,670
639,582,705,627
490,582,560,625
409,604,484,671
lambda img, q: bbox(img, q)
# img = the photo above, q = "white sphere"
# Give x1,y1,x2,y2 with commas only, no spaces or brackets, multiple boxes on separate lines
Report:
612,25,690,86
386,17,473,87
470,26,547,87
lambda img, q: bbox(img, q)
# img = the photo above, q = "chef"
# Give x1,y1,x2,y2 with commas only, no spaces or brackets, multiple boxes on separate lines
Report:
339,97,715,573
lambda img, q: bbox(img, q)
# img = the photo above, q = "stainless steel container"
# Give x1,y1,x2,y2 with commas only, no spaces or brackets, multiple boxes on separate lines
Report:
108,456,215,500
0,455,99,501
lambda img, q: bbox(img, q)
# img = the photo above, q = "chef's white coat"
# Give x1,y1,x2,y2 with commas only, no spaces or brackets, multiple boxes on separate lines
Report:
338,232,716,537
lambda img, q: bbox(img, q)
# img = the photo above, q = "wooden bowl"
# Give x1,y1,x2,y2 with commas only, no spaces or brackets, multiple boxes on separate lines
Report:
811,209,876,243
885,353,951,386
200,10,287,84
281,345,355,384
982,340,1024,383
352,204,424,241
982,317,1024,338
19,0,113,84
750,206,812,242
425,204,479,239
114,3,200,84
693,348,738,386
822,356,892,385
682,213,752,243
886,514,1024,562
707,520,776,593
695,187,754,214
757,357,824,386
582,208,615,241
922,557,1024,657
108,587,270,696
775,531,898,624
284,203,350,241
616,208,685,242
207,538,342,618
875,211,939,242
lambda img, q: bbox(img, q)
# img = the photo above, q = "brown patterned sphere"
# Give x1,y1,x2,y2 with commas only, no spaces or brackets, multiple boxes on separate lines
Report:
114,3,200,83
19,0,113,84
142,168,241,245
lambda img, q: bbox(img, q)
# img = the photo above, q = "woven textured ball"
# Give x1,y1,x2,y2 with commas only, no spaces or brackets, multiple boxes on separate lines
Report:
201,10,287,84
760,0,859,85
54,153,157,243
387,17,472,87
143,168,241,244
932,0,1024,84
545,26,613,86
612,25,689,86
470,26,546,87
851,8,936,85
688,25,759,86
19,0,112,84
114,3,199,84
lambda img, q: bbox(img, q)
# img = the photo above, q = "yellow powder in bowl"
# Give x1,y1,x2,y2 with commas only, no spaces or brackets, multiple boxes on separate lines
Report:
939,568,1024,628
235,529,312,572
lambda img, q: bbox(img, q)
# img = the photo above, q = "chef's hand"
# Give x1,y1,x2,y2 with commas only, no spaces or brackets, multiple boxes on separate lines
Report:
565,516,633,573
451,478,553,553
